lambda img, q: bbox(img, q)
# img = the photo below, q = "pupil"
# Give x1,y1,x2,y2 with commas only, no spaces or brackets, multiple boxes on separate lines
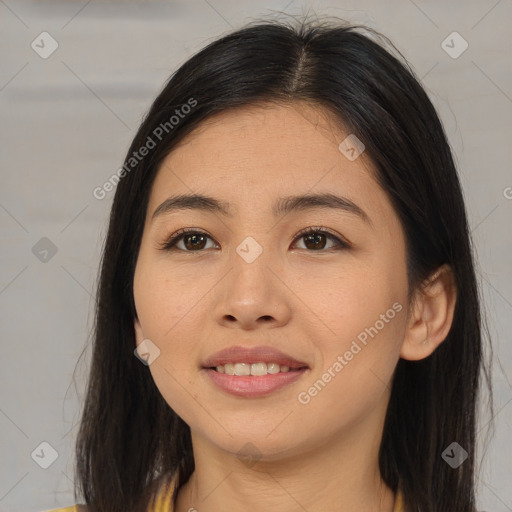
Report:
305,233,325,250
186,234,206,250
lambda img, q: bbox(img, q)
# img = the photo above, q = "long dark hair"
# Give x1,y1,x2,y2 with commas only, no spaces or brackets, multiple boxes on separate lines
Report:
73,15,494,512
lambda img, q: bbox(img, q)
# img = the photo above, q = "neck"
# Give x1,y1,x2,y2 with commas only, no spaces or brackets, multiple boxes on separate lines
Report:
175,401,396,512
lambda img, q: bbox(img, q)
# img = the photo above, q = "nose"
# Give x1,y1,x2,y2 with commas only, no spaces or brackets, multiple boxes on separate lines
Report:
212,245,292,330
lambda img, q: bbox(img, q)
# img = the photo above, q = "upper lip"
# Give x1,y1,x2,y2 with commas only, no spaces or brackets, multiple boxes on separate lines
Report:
202,345,309,369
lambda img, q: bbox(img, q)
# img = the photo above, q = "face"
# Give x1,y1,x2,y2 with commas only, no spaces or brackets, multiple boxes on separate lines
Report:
133,102,410,461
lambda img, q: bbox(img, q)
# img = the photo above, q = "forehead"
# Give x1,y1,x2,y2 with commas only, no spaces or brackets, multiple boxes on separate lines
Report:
166,101,366,173
148,102,393,226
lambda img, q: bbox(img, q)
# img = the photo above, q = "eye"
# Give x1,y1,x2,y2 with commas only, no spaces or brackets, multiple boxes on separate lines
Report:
292,226,349,251
159,226,349,252
159,228,217,252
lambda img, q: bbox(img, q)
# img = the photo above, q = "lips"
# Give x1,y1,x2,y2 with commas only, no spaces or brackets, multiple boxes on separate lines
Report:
202,345,309,370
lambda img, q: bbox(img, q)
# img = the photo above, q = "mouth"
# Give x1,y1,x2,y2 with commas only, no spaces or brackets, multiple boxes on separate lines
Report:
201,345,309,397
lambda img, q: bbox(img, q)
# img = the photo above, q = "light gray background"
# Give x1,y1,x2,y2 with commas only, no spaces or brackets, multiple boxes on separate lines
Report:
0,1,511,511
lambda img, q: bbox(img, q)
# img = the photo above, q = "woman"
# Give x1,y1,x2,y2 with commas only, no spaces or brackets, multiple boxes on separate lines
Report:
48,15,492,512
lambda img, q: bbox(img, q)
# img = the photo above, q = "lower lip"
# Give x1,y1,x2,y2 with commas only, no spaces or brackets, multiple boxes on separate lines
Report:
203,368,307,398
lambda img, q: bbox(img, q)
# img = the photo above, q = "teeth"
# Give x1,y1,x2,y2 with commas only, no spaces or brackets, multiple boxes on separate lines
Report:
215,362,298,375
249,362,267,376
234,363,250,376
267,363,281,374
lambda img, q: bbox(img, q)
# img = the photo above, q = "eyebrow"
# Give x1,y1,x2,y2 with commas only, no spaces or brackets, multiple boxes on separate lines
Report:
151,192,372,227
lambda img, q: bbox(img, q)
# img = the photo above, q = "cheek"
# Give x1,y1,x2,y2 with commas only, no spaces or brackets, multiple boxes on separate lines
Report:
133,252,214,412
296,303,405,430
301,251,407,396
133,270,201,419
133,254,207,342
310,264,405,343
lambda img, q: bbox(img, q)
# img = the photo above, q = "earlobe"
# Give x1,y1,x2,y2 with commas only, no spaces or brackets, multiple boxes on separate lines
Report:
400,264,457,361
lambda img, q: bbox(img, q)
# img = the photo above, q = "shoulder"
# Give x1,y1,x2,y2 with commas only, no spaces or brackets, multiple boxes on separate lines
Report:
153,472,178,511
393,488,405,512
43,473,179,512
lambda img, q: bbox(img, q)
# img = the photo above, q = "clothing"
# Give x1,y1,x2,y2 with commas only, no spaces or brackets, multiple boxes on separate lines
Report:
45,476,405,511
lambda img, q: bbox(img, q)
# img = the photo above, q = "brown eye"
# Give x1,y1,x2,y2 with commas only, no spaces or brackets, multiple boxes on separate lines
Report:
182,233,208,250
160,229,217,252
293,228,348,251
160,227,349,253
303,232,328,250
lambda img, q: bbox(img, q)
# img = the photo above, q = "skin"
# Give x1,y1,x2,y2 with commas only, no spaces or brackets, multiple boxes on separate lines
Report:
133,102,457,512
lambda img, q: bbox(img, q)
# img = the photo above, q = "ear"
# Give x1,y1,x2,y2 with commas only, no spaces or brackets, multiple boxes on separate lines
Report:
400,264,457,361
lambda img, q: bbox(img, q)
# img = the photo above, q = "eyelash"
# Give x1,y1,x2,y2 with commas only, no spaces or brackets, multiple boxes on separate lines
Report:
158,226,350,252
